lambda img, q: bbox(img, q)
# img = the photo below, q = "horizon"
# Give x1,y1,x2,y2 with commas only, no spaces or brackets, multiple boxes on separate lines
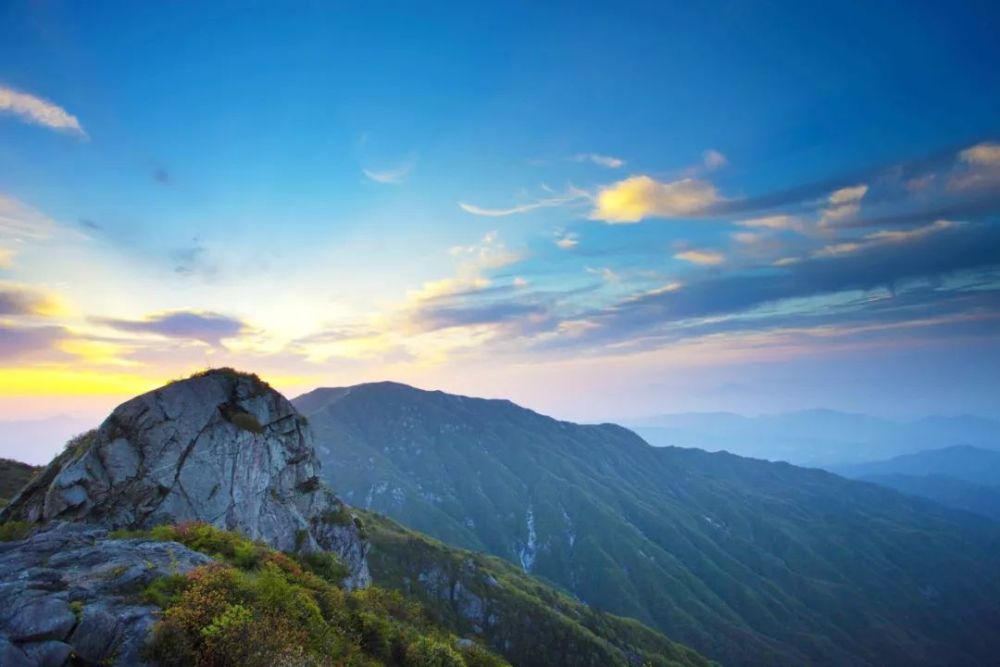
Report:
2,1,999,440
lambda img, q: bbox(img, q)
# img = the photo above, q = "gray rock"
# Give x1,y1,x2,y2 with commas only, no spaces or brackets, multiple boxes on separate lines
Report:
68,606,119,663
0,522,214,667
3,599,75,643
0,637,31,667
22,641,72,667
1,369,370,588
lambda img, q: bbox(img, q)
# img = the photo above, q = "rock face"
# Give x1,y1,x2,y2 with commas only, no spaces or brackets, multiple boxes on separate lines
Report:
1,369,369,589
0,522,213,666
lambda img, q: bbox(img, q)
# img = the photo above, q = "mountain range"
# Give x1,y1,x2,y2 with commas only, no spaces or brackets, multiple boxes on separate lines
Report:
295,382,1000,667
830,446,1000,521
627,410,1000,466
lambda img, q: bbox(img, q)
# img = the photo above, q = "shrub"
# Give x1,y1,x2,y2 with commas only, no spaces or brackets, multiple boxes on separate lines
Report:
0,520,32,542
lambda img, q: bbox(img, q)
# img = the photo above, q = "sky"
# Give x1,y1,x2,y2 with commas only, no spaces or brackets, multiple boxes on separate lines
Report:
1,0,999,432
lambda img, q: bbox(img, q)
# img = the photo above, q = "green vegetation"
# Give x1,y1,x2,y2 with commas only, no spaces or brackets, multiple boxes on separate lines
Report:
116,522,508,667
0,519,33,542
297,381,1000,667
0,457,40,504
362,511,712,667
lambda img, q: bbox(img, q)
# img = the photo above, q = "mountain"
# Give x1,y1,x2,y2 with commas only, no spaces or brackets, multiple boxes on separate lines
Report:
296,382,1000,667
628,410,1000,466
0,369,708,667
0,458,38,505
830,446,1000,521
361,510,711,667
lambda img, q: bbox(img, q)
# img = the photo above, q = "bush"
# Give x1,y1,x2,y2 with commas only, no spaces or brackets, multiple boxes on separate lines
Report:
141,524,512,667
0,520,32,542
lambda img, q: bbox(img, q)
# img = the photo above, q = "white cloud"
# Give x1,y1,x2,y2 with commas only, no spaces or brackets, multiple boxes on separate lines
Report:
573,153,626,168
674,249,725,265
591,176,719,223
555,233,579,249
0,86,86,137
821,184,867,224
735,215,804,231
586,266,621,282
828,184,868,205
459,189,589,217
363,159,414,184
703,149,727,170
0,195,57,240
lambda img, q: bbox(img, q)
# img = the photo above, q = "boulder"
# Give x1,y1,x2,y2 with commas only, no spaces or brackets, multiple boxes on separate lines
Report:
1,369,369,588
0,522,213,666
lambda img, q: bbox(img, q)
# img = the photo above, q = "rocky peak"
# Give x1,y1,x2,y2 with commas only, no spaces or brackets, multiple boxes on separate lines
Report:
1,368,370,588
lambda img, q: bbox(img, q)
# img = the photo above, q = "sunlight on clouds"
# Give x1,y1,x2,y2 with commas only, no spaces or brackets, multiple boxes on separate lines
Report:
0,86,86,137
58,339,137,366
0,247,14,269
675,249,725,265
591,176,718,223
960,142,1000,166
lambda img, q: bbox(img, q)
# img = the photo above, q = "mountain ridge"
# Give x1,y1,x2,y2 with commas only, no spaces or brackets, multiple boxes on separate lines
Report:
296,381,1000,667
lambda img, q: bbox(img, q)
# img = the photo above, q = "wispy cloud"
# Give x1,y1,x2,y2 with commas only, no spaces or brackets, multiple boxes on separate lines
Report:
0,195,57,240
555,233,578,249
363,159,414,184
0,86,86,137
703,149,727,170
459,189,589,217
675,249,725,265
572,153,626,168
735,214,806,231
591,176,719,223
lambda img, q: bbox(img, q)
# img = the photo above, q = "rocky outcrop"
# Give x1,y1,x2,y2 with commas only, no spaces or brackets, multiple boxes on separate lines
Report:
0,522,213,666
1,369,369,588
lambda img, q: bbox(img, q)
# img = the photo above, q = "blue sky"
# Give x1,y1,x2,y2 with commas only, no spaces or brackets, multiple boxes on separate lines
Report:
0,0,998,423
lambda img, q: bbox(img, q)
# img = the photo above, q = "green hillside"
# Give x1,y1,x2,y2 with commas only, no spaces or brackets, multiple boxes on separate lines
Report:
361,510,713,667
296,382,1000,667
0,457,39,506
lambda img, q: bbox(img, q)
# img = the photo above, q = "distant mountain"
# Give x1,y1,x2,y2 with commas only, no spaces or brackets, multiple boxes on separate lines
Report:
628,410,1000,466
0,414,95,465
295,382,1000,667
830,446,1000,521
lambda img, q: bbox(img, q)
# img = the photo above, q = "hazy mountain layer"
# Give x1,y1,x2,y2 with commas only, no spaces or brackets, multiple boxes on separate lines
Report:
296,382,1000,667
629,410,1000,466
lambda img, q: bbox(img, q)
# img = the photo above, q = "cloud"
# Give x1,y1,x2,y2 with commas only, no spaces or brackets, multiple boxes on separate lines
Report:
736,215,805,231
554,220,1000,353
0,283,65,317
363,160,414,185
703,149,727,170
95,311,248,346
0,86,86,136
814,219,959,258
0,195,57,240
960,142,1000,166
675,249,725,265
0,322,65,361
0,247,14,269
573,153,626,168
555,233,578,249
586,266,622,283
459,190,588,217
820,183,868,224
591,176,719,223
